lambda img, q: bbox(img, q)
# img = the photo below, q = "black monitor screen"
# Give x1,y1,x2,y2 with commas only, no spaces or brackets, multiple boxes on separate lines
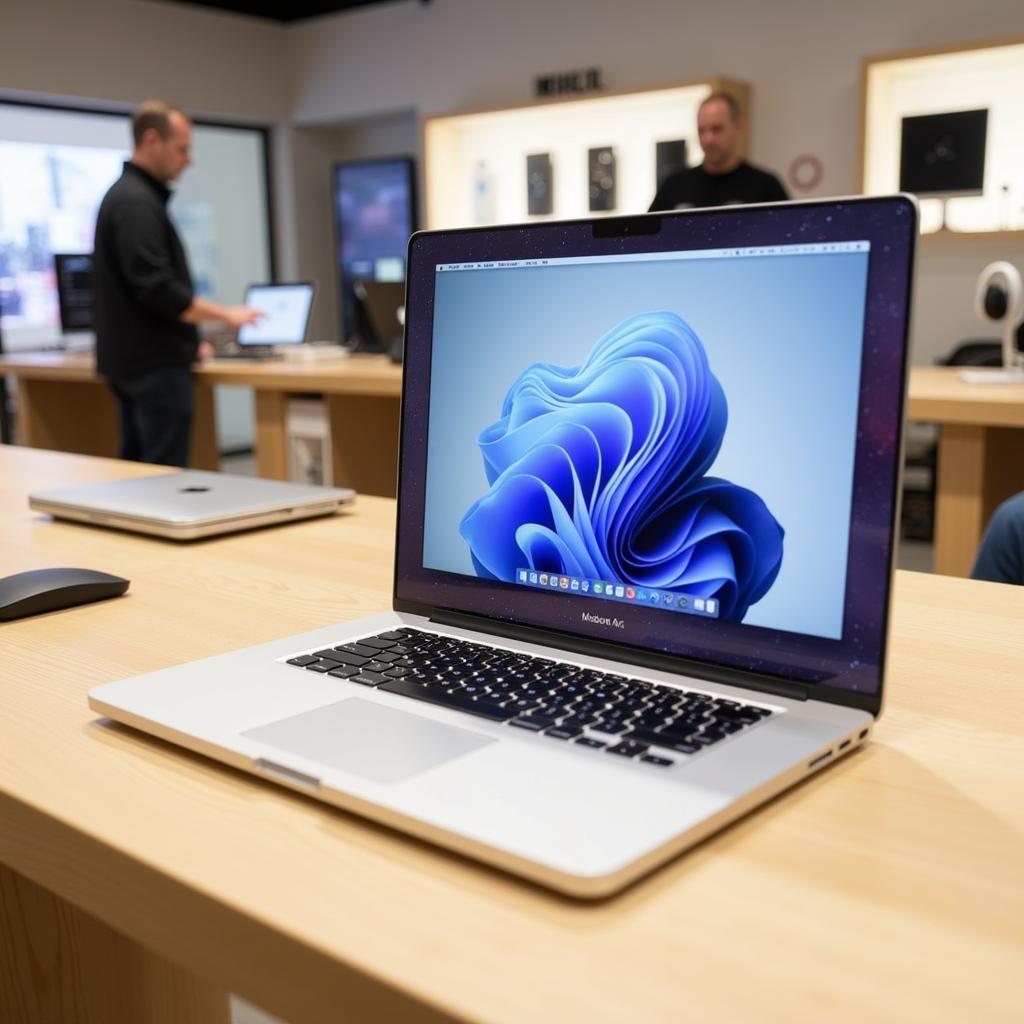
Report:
333,157,416,344
899,109,988,197
54,253,94,332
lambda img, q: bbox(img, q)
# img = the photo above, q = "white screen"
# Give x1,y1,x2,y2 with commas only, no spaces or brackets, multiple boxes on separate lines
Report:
239,284,314,346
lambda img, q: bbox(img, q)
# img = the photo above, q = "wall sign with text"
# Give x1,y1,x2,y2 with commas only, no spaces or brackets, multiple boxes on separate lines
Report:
534,68,605,98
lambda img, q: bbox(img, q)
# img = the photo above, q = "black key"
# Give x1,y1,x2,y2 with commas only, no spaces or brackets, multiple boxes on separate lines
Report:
558,713,599,729
591,721,629,735
606,740,649,758
624,728,699,754
287,655,319,667
305,660,340,674
388,644,412,655
372,631,408,641
356,637,397,650
350,671,388,686
327,665,361,678
509,717,547,732
640,754,675,767
393,657,417,668
313,648,345,660
690,732,725,746
336,642,381,658
506,698,541,714
371,651,401,664
383,666,412,678
511,713,558,730
378,677,516,721
574,737,607,749
363,661,393,674
634,710,672,728
543,725,583,740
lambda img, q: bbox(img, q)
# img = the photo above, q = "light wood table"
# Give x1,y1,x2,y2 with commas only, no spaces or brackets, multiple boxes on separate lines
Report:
0,351,402,497
907,365,1024,577
1,446,1022,1024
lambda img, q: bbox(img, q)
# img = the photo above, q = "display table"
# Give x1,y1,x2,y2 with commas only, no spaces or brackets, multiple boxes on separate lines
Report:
4,355,1024,567
905,366,1024,577
0,351,403,496
1,446,1021,1024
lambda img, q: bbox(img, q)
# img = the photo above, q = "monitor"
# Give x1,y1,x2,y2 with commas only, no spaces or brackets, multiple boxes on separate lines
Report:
352,280,405,361
899,109,988,198
54,253,94,333
332,157,417,345
238,283,315,347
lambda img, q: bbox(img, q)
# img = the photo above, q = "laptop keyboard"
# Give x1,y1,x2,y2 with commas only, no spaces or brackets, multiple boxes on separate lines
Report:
284,627,776,767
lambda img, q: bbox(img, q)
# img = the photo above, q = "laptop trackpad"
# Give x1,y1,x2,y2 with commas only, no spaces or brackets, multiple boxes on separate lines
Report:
243,697,496,784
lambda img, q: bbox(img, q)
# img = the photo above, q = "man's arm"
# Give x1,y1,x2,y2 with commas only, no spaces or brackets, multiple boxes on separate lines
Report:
180,297,262,329
108,202,262,330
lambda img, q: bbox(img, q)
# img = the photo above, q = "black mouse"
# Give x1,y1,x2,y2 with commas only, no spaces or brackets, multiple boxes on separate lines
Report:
0,567,130,621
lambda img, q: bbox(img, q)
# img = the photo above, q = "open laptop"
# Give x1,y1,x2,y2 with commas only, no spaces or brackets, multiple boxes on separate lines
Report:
30,470,354,540
89,196,916,897
217,282,316,360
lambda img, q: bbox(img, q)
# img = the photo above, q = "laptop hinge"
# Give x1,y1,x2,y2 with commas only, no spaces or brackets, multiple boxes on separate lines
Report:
429,610,811,702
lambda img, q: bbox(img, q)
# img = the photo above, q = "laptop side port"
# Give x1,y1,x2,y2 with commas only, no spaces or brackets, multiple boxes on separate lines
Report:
808,750,834,770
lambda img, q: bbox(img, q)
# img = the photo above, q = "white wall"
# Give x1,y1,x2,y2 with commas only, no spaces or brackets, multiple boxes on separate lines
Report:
282,0,1024,363
3,0,286,122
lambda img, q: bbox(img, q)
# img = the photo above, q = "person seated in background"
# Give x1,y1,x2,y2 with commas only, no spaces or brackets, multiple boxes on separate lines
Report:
971,492,1024,585
649,91,789,211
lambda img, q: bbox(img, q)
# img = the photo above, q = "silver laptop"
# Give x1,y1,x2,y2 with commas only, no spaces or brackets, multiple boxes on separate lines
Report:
218,281,316,359
89,196,916,897
30,470,354,539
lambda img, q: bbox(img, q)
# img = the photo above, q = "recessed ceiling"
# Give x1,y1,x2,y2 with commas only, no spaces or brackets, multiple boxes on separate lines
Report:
159,0,414,23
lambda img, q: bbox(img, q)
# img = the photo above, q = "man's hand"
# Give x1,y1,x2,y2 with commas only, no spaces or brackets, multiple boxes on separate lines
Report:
221,305,265,329
196,339,216,362
181,297,265,328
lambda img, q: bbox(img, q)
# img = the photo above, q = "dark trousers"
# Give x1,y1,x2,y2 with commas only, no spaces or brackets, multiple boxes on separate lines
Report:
107,366,193,467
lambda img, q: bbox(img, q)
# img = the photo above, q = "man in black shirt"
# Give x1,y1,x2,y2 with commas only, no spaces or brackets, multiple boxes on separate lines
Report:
649,92,788,211
93,100,261,466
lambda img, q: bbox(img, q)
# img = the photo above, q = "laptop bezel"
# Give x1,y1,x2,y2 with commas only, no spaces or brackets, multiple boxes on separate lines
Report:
391,197,917,717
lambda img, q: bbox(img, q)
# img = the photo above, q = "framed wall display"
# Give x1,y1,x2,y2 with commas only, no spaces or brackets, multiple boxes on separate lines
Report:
526,152,554,216
655,139,688,191
422,77,750,229
587,146,616,212
862,38,1024,235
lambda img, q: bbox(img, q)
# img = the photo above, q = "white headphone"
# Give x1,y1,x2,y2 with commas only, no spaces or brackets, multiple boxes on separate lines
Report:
974,261,1023,369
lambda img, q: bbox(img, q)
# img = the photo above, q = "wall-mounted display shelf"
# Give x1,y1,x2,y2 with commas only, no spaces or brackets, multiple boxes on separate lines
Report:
423,77,750,230
861,37,1024,237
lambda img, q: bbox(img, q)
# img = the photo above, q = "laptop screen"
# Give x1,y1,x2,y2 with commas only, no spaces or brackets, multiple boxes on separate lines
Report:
396,199,915,703
238,283,315,346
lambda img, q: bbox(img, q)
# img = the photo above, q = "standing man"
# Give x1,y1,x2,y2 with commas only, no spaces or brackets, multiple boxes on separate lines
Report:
93,99,262,466
649,92,789,211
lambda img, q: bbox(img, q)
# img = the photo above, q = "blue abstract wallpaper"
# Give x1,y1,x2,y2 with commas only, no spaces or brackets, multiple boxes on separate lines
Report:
459,311,783,621
423,251,868,640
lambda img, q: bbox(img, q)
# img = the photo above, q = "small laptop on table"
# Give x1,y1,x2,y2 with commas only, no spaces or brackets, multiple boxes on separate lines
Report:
90,196,916,897
217,282,316,360
30,470,354,540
